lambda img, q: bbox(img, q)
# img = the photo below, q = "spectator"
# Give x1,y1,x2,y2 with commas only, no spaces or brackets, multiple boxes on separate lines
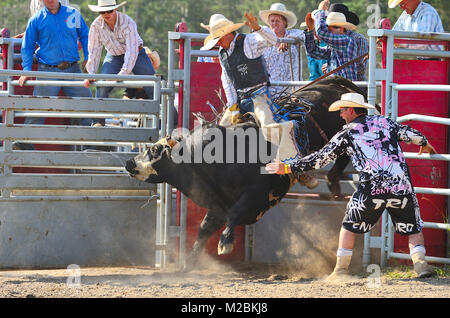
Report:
304,1,360,81
123,47,160,100
328,3,368,81
30,0,70,17
84,0,155,124
15,0,95,151
390,0,444,53
259,3,305,96
13,0,71,38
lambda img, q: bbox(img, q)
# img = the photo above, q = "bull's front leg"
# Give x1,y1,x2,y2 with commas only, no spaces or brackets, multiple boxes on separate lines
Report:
183,211,225,272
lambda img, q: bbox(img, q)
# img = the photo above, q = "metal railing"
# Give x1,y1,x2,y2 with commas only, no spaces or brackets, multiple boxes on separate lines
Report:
364,29,450,268
0,34,180,267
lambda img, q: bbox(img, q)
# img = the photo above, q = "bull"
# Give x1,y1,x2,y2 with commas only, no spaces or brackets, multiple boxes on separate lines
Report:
125,77,371,270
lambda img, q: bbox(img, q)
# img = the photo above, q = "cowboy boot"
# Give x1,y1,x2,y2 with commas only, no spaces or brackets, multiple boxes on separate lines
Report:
326,255,351,281
411,252,434,278
297,171,319,189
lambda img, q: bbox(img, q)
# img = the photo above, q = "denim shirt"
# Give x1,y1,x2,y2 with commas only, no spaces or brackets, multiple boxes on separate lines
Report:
21,4,89,71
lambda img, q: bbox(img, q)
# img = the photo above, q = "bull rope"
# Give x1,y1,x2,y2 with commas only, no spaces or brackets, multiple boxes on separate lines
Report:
274,52,369,104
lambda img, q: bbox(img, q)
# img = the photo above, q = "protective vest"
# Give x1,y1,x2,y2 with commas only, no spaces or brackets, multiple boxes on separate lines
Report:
220,34,270,93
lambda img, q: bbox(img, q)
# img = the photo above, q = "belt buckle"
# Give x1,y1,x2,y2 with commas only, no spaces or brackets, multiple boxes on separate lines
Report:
57,61,71,70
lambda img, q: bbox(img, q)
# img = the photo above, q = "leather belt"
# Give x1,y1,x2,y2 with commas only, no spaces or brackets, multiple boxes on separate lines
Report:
42,61,78,70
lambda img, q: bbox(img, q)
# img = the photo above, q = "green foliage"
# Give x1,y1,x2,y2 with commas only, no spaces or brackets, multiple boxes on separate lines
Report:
1,0,448,76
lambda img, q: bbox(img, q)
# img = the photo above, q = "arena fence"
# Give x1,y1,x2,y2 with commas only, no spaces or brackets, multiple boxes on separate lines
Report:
364,29,450,268
0,36,171,268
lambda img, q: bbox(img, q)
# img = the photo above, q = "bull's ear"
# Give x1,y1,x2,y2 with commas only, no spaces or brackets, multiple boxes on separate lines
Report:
167,138,178,148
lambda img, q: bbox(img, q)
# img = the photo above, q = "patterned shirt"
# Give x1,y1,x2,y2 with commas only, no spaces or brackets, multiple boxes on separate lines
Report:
30,0,70,17
290,115,428,186
86,11,143,75
393,1,444,51
263,28,305,97
305,10,359,81
219,26,277,107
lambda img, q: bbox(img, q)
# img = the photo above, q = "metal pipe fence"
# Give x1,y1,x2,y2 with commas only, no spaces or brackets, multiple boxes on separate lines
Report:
364,29,450,268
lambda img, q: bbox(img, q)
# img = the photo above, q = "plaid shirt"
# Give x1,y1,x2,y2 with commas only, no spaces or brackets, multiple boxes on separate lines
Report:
305,10,359,81
393,1,444,51
347,30,369,81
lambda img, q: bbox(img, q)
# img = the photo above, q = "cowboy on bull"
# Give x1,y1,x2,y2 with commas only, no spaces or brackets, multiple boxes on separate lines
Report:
200,12,318,189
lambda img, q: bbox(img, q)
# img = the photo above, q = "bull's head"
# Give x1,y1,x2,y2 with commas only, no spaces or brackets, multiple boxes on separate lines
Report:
125,136,178,183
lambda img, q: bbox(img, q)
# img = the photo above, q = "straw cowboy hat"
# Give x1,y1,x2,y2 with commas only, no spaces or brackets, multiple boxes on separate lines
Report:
388,0,405,8
144,47,160,71
200,14,245,51
259,3,298,29
328,93,375,111
326,12,356,30
88,0,127,12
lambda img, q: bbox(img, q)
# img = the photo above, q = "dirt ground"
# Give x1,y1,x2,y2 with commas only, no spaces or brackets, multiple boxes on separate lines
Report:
0,258,448,299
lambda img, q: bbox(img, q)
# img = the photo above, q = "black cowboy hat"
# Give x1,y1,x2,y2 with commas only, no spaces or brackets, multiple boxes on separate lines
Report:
329,3,360,26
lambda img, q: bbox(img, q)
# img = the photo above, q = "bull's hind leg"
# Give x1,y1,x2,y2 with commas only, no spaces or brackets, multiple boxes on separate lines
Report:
183,211,225,272
218,189,267,255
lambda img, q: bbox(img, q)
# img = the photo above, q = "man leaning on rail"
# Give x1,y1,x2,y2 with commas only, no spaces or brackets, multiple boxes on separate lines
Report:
15,0,98,151
389,0,444,54
266,92,438,280
83,0,156,123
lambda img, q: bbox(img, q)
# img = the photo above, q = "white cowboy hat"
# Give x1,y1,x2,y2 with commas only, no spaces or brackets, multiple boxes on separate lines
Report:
200,14,245,51
88,0,127,12
326,12,356,30
144,47,160,71
329,93,375,111
259,3,297,29
388,0,405,8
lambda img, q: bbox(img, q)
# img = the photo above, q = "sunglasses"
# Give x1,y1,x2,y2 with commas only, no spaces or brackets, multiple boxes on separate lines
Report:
100,9,114,15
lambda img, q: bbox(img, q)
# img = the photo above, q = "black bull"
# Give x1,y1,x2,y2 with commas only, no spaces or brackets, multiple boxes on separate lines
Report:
125,77,371,271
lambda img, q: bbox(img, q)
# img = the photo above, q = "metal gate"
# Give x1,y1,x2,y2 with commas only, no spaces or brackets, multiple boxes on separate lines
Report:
365,29,450,267
0,36,165,268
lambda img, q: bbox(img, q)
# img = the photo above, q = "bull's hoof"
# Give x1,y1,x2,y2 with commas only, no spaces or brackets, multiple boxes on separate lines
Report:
217,242,234,255
180,263,194,273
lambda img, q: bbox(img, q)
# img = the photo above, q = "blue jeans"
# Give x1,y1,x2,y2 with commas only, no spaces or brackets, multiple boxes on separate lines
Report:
25,62,96,126
96,48,155,100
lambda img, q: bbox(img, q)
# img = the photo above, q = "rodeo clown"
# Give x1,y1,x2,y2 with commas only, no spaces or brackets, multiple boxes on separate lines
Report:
266,92,437,280
200,12,318,189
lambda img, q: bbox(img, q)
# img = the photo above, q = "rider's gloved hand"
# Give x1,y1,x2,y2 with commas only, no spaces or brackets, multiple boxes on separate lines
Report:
230,104,242,125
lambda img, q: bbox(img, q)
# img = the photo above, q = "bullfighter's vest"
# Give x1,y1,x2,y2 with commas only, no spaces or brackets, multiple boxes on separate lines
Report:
220,34,270,97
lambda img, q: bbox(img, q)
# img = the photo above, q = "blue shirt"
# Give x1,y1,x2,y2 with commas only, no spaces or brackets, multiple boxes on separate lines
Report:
21,4,89,71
